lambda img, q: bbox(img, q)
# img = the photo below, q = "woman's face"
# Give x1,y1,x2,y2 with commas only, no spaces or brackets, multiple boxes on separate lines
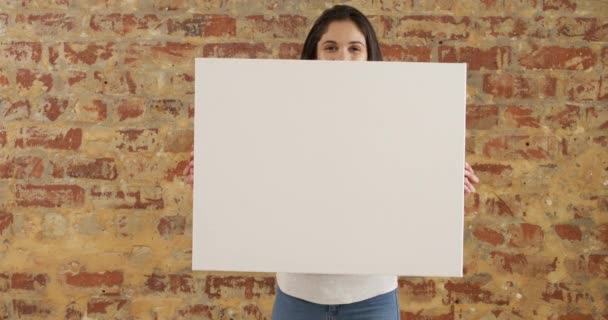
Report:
316,20,368,61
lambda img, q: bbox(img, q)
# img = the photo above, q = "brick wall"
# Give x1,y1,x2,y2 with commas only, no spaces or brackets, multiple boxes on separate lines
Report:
0,0,606,319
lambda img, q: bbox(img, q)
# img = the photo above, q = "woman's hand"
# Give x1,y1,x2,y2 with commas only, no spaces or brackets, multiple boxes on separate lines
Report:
183,149,194,186
464,162,479,196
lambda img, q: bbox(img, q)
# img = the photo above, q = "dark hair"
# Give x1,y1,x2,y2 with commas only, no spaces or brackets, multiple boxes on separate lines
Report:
300,5,383,61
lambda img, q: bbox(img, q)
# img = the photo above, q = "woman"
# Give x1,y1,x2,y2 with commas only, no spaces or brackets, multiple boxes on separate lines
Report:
184,5,479,320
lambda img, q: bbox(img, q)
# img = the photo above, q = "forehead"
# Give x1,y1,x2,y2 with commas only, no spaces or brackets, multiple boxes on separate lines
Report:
320,20,366,42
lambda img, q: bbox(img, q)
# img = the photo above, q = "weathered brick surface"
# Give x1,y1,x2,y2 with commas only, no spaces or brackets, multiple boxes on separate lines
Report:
0,1,606,319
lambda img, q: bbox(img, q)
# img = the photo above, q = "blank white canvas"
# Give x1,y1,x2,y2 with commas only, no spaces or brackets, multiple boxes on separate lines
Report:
192,58,467,277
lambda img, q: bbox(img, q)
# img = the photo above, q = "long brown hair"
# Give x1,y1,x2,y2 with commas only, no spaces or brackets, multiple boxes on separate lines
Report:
300,5,383,61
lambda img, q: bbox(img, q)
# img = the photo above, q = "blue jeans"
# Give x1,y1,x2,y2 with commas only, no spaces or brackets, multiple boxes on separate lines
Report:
272,287,400,320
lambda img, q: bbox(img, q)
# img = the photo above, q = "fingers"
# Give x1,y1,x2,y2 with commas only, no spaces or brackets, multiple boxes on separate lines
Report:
464,177,476,194
182,160,193,175
464,183,472,195
465,169,479,184
182,150,194,187
465,162,480,183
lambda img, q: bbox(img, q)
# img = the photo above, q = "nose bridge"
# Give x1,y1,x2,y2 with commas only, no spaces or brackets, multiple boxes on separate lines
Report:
337,47,349,61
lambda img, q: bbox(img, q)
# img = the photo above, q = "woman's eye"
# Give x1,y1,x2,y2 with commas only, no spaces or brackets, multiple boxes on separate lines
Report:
325,46,337,51
350,47,361,52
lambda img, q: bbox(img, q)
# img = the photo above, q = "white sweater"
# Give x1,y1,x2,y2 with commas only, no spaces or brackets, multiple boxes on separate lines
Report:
276,272,398,305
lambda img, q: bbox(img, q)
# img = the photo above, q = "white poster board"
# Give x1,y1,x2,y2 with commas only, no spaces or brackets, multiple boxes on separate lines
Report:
193,58,466,277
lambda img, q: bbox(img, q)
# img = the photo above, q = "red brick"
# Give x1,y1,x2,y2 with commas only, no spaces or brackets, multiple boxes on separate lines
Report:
557,313,594,320
115,129,159,152
66,158,118,180
168,71,194,95
117,98,145,121
93,70,137,95
484,194,516,216
588,255,608,277
2,100,31,121
398,279,436,301
554,224,582,241
279,43,302,59
65,302,83,320
0,156,44,179
0,211,13,235
15,127,82,150
12,300,51,318
205,276,275,299
482,135,558,160
503,106,541,128
148,99,184,118
466,105,499,129
520,46,596,70
0,42,42,63
178,304,214,318
169,274,194,293
167,14,236,37
471,163,513,188
124,42,197,67
243,304,263,319
15,13,76,35
0,126,6,147
16,69,53,92
483,74,556,99
64,43,114,65
0,14,7,33
542,282,594,304
90,185,163,209
203,43,272,58
543,0,576,11
48,44,60,64
90,14,161,36
0,273,7,291
566,254,608,278
158,215,186,238
166,159,189,182
592,224,608,248
473,226,505,245
78,99,108,121
476,16,527,37
145,273,167,292
42,97,69,121
368,15,393,39
490,251,557,276
508,223,544,247
16,184,85,208
11,273,48,290
67,70,86,86
0,69,9,87
164,130,193,153
592,136,608,148
564,76,604,101
602,47,608,68
144,273,193,293
381,45,431,62
585,106,608,131
445,280,508,305
87,295,128,315
557,17,608,41
65,271,123,287
242,15,308,39
545,105,581,129
398,16,470,40
440,46,510,70
401,306,454,320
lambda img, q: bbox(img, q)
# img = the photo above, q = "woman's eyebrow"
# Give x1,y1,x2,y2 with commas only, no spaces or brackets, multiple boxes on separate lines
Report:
349,41,365,45
321,40,337,45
